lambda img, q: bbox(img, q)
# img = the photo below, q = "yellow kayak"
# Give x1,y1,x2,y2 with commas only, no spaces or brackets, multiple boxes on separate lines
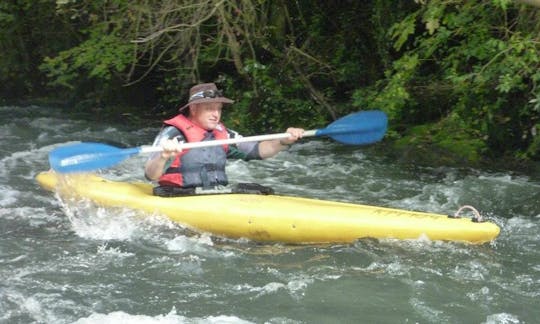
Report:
35,171,500,244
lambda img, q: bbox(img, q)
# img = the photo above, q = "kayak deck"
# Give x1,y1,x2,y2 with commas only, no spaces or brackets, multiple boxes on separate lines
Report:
35,171,500,244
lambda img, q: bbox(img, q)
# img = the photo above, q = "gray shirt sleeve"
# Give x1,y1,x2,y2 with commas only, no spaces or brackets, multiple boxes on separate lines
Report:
227,129,262,160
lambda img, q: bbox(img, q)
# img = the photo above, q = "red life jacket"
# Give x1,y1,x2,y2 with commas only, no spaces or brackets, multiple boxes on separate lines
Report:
158,115,229,188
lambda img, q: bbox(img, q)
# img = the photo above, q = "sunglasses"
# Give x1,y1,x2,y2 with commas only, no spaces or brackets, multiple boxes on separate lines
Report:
188,89,223,102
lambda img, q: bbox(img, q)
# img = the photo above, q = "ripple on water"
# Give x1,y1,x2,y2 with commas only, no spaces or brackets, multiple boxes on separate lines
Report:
3,106,540,323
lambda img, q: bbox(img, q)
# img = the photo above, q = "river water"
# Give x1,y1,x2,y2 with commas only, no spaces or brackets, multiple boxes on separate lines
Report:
1,105,539,324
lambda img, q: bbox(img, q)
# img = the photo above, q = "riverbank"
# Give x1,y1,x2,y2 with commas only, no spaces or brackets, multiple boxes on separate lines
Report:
4,99,539,173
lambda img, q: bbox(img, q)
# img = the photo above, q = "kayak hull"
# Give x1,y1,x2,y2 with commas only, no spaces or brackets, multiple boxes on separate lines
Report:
35,171,500,244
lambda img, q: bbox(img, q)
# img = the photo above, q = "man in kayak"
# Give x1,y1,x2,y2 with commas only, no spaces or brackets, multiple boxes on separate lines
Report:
144,82,304,196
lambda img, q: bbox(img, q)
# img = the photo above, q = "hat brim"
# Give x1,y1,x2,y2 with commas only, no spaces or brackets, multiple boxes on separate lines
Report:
178,97,234,111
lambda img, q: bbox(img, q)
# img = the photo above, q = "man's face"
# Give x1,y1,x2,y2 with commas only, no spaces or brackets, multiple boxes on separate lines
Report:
189,102,223,130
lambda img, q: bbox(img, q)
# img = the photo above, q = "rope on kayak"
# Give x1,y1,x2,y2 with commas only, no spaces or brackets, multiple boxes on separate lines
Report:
452,205,484,222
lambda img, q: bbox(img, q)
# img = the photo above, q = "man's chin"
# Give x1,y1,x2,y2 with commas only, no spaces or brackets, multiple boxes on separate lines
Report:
205,122,218,130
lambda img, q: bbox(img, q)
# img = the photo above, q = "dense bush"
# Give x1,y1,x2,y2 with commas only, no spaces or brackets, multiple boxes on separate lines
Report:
1,0,538,161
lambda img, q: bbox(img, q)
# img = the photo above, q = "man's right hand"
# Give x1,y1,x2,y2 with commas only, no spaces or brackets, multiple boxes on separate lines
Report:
160,138,182,159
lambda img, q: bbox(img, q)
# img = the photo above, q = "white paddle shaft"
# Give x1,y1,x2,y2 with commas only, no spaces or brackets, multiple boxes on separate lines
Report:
139,130,318,154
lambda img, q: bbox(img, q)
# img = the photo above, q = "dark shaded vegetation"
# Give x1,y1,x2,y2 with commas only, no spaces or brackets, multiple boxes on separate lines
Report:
1,0,539,167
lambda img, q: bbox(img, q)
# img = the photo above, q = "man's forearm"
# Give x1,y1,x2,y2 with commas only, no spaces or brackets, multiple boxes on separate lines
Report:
144,155,168,180
257,139,290,159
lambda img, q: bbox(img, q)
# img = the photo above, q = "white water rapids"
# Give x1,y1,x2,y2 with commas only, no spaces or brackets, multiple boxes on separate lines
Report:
1,105,539,323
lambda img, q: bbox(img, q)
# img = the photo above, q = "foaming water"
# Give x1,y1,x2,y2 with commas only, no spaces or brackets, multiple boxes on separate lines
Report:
1,106,540,323
73,308,256,324
60,199,148,241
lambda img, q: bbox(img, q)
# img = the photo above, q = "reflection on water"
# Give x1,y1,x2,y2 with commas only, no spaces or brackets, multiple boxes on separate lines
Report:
1,105,539,323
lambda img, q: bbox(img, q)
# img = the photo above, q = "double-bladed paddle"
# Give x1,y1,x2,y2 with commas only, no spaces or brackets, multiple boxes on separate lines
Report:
48,110,388,173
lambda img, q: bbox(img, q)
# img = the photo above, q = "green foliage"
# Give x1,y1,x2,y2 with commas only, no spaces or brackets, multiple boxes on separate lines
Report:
41,33,134,89
523,123,540,159
390,12,418,51
2,0,540,163
36,0,145,106
222,60,326,135
0,0,73,98
393,111,488,165
360,0,540,161
352,54,420,121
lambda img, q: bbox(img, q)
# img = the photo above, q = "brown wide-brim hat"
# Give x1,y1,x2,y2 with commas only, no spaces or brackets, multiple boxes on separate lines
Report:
178,83,234,111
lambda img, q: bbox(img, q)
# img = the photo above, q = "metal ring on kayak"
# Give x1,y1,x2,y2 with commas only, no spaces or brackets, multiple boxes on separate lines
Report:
451,205,484,223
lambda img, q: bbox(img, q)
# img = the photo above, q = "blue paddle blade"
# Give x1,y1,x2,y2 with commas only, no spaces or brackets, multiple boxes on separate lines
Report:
315,110,388,145
49,142,142,173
